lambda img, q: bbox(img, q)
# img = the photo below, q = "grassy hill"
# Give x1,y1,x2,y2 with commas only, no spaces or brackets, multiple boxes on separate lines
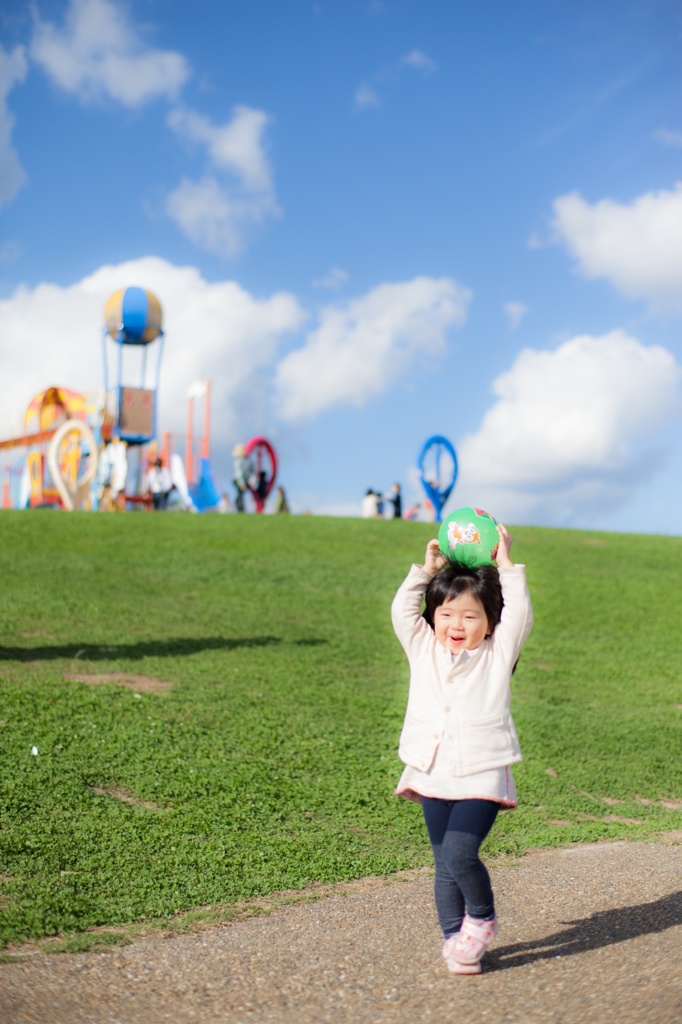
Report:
0,510,680,951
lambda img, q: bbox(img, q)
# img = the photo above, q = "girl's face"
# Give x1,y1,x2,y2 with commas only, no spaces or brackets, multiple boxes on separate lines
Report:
433,590,490,653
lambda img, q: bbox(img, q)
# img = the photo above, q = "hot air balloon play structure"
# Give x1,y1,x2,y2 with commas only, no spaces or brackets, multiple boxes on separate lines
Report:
417,434,458,522
103,287,164,445
98,286,173,507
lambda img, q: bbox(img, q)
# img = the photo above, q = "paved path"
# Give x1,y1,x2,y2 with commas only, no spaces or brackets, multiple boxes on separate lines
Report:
1,840,681,1024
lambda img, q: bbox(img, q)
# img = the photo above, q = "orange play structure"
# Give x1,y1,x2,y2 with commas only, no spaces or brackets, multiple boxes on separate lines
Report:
1,386,99,509
24,387,89,507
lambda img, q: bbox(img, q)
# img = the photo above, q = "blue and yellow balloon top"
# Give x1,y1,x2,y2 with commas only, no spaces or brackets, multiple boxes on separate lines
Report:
104,287,163,345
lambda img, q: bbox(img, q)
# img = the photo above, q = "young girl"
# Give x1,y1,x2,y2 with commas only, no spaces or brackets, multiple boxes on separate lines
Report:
391,525,532,975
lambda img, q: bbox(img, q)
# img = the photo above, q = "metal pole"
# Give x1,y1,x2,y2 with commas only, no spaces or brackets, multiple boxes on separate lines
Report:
201,379,211,461
186,395,194,485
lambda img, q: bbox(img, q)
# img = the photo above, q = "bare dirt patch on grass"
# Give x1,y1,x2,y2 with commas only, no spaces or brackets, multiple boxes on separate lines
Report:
64,673,173,692
635,794,682,810
91,787,169,812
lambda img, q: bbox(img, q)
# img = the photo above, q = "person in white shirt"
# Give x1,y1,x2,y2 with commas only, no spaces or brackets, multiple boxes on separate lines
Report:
361,488,380,518
391,525,532,975
146,458,173,510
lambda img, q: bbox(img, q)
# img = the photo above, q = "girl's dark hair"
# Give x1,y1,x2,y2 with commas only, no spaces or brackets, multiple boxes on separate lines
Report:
423,558,503,635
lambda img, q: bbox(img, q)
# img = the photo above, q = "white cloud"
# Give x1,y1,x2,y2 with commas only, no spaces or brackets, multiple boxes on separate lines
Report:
274,277,472,421
165,176,279,259
452,330,681,527
165,105,279,257
30,0,190,107
504,301,528,331
355,49,437,109
312,267,349,290
355,83,380,109
402,50,438,75
526,230,547,250
551,185,682,311
0,257,305,447
0,43,28,208
168,105,273,193
654,128,682,149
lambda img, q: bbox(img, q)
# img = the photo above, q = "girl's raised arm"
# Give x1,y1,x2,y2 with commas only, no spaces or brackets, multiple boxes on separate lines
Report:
493,523,533,659
495,524,514,568
391,543,439,654
423,538,445,576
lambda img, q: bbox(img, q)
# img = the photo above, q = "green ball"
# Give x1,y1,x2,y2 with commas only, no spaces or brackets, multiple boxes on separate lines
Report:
438,507,499,567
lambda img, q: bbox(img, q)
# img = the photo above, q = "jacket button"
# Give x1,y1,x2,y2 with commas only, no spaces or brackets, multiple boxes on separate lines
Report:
432,733,439,740
444,705,451,712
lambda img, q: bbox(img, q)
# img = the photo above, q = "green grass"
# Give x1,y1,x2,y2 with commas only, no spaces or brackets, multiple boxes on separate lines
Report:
0,511,680,951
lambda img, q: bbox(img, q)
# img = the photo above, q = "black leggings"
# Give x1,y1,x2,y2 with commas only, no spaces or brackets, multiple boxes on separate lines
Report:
421,797,499,939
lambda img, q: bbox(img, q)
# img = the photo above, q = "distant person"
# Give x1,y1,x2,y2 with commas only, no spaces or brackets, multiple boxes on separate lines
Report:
257,470,268,503
98,438,128,510
386,483,402,519
273,485,290,514
232,443,254,513
375,491,384,517
402,502,421,521
391,526,532,976
217,493,231,514
361,488,380,519
146,457,173,510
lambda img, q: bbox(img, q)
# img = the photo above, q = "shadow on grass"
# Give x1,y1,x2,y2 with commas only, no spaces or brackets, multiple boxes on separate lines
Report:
489,891,682,971
0,636,286,662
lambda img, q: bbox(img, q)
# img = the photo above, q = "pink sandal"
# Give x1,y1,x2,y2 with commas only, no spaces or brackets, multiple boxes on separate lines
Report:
442,935,482,975
450,914,498,965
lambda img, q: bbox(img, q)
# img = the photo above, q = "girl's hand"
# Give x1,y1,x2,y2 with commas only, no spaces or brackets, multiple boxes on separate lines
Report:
495,524,514,568
424,538,445,576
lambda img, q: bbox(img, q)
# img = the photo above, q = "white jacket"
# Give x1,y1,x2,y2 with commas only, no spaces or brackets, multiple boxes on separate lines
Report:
392,564,533,777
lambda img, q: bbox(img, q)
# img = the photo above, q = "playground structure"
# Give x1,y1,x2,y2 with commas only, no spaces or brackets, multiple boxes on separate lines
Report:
417,434,458,522
103,286,164,446
1,386,100,510
1,285,279,513
160,379,220,513
244,436,278,513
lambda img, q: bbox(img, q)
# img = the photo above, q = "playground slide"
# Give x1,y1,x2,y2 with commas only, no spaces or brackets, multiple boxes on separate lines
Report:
18,462,30,509
98,441,128,494
188,457,220,512
170,453,197,511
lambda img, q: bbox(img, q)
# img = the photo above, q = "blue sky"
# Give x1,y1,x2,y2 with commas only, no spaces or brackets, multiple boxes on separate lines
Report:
1,0,681,531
